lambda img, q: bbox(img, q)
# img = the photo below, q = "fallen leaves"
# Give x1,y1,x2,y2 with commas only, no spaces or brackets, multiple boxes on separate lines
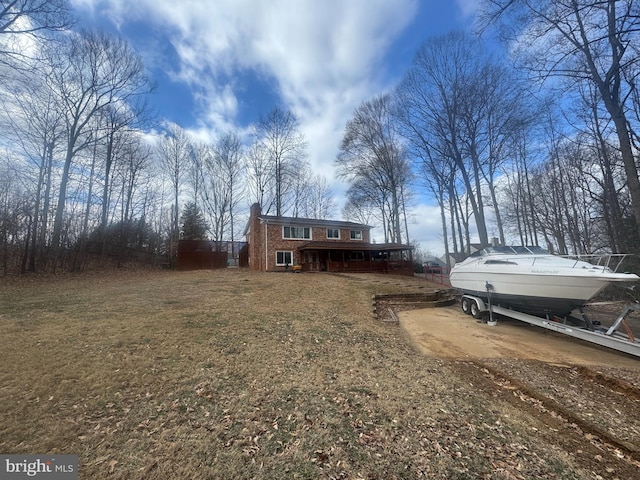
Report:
3,270,639,479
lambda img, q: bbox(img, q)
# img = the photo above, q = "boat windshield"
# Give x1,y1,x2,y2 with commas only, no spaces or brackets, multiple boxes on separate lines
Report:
513,246,549,254
469,245,549,257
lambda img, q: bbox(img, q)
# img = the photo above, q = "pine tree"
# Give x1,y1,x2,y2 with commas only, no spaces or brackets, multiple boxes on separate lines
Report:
180,202,208,240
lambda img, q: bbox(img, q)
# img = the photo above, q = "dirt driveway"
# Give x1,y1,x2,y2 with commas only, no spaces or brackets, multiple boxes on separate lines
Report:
400,304,640,367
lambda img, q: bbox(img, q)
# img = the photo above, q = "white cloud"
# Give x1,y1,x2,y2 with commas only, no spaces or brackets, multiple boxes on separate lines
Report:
455,0,481,19
73,0,465,251
72,0,417,172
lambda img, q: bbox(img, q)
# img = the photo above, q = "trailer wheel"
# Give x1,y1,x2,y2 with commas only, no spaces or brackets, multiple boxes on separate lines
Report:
461,297,472,315
470,301,483,319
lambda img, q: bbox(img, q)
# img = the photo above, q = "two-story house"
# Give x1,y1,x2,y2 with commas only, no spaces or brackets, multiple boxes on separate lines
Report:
244,203,413,275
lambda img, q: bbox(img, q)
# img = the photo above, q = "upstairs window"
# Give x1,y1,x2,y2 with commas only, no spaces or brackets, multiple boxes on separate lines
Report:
350,230,362,240
283,226,311,239
326,228,340,239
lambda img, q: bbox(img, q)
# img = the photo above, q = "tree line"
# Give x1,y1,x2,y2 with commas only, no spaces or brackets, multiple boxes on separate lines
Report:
0,1,332,274
336,0,640,261
3,1,640,275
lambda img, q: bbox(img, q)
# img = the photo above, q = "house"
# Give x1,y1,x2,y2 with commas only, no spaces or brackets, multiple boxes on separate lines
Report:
243,203,414,275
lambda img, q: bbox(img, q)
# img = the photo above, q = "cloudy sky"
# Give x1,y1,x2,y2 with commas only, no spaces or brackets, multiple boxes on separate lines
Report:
70,0,480,255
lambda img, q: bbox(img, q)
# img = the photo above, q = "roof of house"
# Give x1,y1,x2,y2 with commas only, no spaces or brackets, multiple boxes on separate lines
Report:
423,256,446,265
297,241,413,252
258,215,370,230
446,251,468,263
242,202,370,237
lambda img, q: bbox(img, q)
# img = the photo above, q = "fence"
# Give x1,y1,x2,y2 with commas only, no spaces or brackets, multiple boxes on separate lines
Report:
177,240,228,270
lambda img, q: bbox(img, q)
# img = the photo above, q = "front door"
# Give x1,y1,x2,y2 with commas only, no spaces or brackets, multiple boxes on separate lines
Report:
305,251,320,271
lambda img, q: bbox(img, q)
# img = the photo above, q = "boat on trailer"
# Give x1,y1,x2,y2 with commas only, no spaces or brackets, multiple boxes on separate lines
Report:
449,245,639,317
450,246,640,358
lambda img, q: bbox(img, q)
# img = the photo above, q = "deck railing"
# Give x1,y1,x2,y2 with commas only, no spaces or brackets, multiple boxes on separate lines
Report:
422,267,451,285
324,260,414,276
559,254,634,273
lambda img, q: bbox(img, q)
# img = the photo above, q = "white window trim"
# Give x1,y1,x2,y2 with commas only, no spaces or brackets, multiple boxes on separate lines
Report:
282,225,312,240
275,250,294,266
326,228,340,240
350,230,363,240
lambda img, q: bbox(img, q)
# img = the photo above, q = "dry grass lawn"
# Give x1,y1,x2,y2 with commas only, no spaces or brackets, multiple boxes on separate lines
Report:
0,269,613,478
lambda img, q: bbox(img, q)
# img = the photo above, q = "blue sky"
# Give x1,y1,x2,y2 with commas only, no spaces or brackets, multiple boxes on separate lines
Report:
69,0,480,255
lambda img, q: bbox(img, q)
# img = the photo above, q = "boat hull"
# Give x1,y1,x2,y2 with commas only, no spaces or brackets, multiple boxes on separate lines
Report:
450,270,627,317
449,247,639,317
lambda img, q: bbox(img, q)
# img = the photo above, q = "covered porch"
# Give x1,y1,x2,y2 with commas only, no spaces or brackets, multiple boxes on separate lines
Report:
297,242,414,276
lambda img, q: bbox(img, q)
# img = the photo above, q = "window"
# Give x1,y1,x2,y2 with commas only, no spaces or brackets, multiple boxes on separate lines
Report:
349,251,365,261
276,251,293,266
326,228,339,239
283,226,311,239
350,230,362,240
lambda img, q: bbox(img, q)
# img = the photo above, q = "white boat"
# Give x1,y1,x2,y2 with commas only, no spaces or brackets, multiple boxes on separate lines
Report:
449,246,639,316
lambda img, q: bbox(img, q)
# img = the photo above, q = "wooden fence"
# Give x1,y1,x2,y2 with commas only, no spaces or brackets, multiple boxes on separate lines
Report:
177,240,228,270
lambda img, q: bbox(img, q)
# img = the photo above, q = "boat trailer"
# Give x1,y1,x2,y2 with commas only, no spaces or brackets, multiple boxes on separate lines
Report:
460,294,640,358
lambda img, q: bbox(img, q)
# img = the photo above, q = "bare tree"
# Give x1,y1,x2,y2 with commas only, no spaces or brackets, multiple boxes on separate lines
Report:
199,131,245,249
417,144,456,265
283,162,335,220
246,140,275,213
303,174,336,219
336,94,412,244
289,166,312,218
396,32,490,248
396,31,532,252
342,196,376,228
463,62,531,245
500,109,611,255
188,141,207,205
0,0,73,35
0,155,20,274
254,107,307,216
114,133,152,224
344,176,391,242
157,123,191,257
500,124,541,248
46,30,152,259
0,72,64,270
79,124,101,242
0,0,74,74
571,80,628,252
480,0,640,247
97,95,153,240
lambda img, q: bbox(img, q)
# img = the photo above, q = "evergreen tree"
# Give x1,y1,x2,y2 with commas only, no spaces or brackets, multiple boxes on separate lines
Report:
180,202,208,240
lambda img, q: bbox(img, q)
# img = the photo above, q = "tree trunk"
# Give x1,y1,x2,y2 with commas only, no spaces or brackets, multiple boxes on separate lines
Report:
51,141,75,260
438,188,451,268
610,114,640,247
101,131,115,236
487,179,505,246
